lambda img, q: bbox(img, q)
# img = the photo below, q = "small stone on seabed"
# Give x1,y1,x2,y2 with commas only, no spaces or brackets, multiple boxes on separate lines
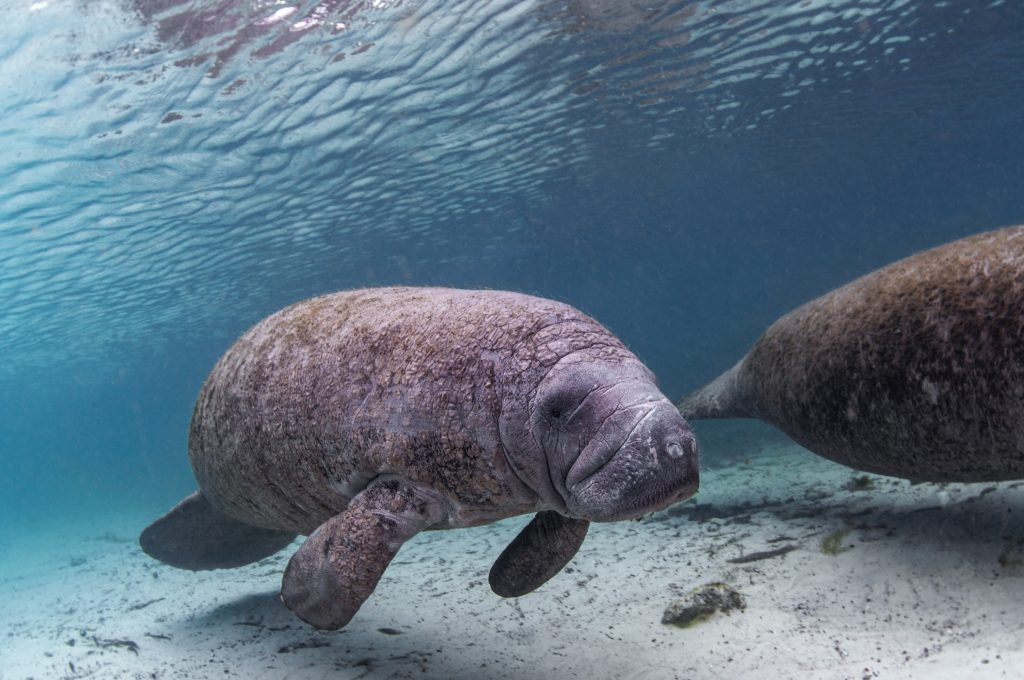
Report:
662,582,746,628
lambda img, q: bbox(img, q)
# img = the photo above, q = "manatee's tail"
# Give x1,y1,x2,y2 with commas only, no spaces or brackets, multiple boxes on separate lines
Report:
676,356,757,420
140,491,296,571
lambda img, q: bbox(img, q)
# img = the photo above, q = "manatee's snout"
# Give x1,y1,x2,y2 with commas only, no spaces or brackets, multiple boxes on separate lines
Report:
566,399,699,522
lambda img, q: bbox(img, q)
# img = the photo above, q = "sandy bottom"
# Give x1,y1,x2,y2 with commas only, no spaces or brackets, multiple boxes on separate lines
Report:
3,441,1024,680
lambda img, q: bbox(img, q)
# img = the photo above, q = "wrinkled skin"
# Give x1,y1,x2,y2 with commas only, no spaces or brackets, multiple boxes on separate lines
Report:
141,287,698,630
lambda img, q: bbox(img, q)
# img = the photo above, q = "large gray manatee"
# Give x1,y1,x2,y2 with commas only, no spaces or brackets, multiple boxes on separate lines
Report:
141,287,699,630
678,225,1024,482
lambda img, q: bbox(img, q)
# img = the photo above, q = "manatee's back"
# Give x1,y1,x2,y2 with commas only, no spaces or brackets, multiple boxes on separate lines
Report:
747,225,1024,481
188,287,602,533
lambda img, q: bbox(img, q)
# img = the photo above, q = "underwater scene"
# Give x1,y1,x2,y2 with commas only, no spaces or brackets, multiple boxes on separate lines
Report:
2,0,1024,678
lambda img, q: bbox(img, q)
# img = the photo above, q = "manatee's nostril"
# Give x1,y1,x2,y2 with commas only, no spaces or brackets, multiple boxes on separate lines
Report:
666,442,685,459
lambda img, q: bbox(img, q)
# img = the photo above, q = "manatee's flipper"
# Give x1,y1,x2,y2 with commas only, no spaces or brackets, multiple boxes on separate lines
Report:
676,357,754,420
140,491,296,570
488,511,590,598
280,478,445,631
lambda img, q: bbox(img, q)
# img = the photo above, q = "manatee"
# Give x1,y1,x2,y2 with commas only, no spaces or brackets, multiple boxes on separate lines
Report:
141,287,699,630
678,225,1024,482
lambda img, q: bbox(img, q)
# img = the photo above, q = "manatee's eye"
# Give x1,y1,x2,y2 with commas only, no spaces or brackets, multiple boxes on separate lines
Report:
540,380,592,423
545,393,576,421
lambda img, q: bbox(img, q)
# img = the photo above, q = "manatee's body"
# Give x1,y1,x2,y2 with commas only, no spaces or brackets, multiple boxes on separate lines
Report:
142,287,699,629
679,226,1024,482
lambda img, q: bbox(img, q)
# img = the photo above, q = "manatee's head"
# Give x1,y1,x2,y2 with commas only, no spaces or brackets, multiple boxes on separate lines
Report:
528,354,699,522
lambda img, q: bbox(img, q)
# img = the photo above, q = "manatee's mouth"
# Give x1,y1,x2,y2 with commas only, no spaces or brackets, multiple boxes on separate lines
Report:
621,474,698,517
571,463,699,522
564,398,700,522
629,484,690,515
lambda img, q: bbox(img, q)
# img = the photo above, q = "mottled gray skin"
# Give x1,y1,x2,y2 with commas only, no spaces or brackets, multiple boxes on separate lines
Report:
142,287,698,630
679,225,1024,482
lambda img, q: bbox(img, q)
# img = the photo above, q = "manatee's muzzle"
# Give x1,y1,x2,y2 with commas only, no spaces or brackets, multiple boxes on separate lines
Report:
564,400,657,489
565,399,700,522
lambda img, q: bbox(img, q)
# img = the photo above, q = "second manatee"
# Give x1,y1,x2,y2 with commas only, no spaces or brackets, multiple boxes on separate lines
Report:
678,225,1024,482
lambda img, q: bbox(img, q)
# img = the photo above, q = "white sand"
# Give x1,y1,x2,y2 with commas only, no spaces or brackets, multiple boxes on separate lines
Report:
3,442,1024,680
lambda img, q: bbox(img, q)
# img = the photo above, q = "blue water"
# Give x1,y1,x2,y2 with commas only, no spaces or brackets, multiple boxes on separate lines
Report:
1,0,1023,669
2,0,1022,523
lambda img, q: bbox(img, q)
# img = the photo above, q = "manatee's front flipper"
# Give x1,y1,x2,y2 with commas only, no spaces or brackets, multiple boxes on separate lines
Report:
488,511,590,598
280,478,446,631
140,492,297,570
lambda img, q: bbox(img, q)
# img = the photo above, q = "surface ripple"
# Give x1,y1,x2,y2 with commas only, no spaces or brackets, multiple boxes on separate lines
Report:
0,0,1020,383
